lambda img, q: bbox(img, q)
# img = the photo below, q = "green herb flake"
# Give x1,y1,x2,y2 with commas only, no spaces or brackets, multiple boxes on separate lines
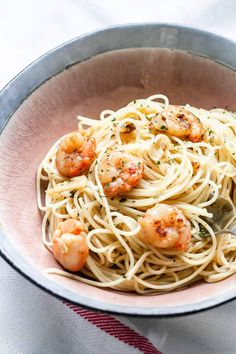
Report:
199,225,209,237
160,125,167,131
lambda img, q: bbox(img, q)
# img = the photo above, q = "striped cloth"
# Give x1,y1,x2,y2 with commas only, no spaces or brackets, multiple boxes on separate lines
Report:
2,254,236,353
66,302,162,354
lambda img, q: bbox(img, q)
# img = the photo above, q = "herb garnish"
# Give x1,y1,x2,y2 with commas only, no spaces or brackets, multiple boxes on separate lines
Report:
199,225,209,237
160,125,168,131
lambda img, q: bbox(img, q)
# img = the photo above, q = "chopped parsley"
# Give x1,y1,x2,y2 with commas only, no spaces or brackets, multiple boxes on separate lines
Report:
199,225,209,237
160,125,168,131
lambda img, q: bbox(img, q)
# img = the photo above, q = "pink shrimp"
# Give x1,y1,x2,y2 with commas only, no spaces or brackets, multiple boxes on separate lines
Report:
139,204,191,251
98,151,144,197
151,105,205,143
52,218,89,272
56,131,96,177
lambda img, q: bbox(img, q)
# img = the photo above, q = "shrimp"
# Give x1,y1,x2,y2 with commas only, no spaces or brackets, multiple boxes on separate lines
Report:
151,105,205,142
139,204,191,251
56,131,96,177
98,151,144,197
52,218,89,272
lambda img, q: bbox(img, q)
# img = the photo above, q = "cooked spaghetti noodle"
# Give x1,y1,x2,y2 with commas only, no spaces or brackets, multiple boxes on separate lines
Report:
37,94,236,294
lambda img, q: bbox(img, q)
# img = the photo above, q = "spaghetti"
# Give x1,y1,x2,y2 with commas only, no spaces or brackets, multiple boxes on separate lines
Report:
37,94,236,294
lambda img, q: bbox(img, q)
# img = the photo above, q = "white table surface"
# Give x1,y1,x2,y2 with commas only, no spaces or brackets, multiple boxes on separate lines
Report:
1,1,236,353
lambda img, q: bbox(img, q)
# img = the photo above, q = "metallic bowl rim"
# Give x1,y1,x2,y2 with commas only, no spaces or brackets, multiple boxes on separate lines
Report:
1,23,236,316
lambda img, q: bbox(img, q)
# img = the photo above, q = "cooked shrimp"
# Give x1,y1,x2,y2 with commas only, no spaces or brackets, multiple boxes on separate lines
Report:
151,105,205,142
52,218,89,272
139,204,191,251
98,151,144,197
56,131,96,177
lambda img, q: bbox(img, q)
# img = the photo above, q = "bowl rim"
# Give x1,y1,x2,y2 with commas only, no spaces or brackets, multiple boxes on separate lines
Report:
1,22,236,316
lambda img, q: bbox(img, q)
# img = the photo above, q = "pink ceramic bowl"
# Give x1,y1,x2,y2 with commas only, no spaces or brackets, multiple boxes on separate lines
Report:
1,24,236,316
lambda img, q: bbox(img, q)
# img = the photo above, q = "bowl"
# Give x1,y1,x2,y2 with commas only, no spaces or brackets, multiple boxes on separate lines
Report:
1,24,236,316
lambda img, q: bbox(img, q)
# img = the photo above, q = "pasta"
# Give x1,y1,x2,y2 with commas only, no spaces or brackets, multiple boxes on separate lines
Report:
37,94,236,294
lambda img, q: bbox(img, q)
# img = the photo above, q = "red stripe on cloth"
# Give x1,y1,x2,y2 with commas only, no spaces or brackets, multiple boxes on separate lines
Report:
65,302,162,354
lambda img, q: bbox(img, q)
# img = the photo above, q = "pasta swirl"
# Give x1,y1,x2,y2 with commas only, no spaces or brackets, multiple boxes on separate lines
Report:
37,94,236,294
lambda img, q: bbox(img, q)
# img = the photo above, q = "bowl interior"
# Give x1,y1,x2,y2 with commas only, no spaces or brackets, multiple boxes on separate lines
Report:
1,47,236,314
